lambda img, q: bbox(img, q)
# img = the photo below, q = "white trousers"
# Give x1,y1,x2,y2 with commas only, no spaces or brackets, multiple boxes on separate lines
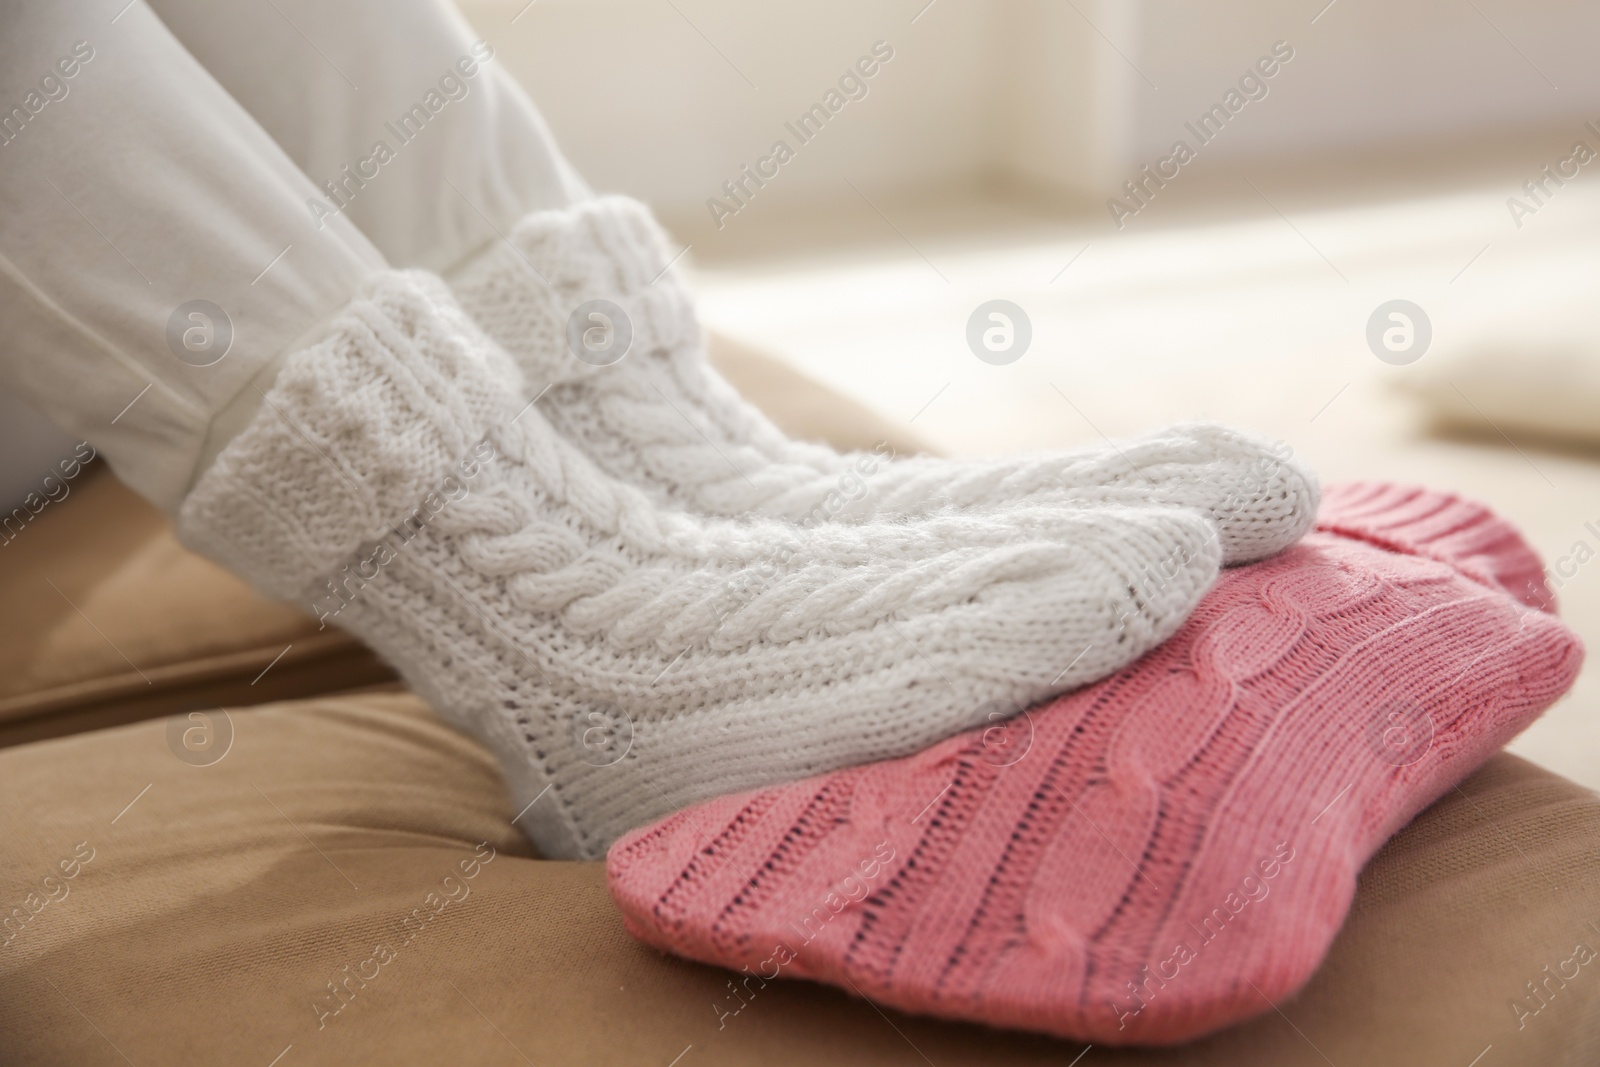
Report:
0,0,584,512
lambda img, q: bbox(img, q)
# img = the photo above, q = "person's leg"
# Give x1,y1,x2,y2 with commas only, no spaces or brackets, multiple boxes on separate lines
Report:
176,266,1225,859
145,0,587,274
142,0,1320,565
0,0,384,511
0,1,1231,862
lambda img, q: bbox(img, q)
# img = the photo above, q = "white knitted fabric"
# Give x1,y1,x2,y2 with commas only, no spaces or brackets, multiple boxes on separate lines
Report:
447,196,1320,565
177,271,1223,860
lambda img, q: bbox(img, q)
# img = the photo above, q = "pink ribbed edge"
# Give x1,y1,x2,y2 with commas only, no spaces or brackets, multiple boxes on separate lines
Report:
607,484,1583,1045
1317,482,1553,611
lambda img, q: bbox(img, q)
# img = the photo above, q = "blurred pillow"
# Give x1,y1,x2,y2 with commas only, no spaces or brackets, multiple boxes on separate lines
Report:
1396,338,1600,450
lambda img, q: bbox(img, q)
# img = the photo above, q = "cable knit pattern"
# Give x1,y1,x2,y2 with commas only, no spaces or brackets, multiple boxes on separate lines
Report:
177,270,1230,860
1317,481,1553,610
606,485,1584,1044
448,196,1320,565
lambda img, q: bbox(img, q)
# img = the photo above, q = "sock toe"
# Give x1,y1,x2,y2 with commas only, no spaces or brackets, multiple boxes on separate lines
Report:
1149,422,1320,566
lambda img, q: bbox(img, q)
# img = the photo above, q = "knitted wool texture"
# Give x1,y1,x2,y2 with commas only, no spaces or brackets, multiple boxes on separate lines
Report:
176,270,1231,861
447,196,1320,566
606,482,1585,1044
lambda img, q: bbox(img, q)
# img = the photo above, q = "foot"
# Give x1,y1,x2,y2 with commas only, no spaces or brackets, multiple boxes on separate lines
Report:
448,196,1320,565
178,271,1225,859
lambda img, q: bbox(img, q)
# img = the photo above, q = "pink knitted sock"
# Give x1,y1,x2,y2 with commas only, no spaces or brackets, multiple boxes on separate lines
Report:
607,484,1583,1045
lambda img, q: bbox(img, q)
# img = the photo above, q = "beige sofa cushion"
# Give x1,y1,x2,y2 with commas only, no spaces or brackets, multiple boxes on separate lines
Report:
2,690,1596,1064
0,467,393,748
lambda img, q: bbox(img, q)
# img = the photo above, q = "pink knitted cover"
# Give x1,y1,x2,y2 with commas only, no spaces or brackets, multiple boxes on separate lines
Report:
607,484,1584,1045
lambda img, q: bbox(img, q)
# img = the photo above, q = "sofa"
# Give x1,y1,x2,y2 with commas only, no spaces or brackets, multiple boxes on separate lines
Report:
2,338,1597,1065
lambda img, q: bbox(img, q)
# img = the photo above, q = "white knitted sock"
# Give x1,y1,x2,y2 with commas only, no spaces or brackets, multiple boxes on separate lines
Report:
447,196,1319,566
177,271,1223,860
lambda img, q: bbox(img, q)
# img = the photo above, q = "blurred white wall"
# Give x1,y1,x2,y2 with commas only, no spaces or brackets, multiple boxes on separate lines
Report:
1132,0,1600,164
462,0,1600,215
458,0,1131,211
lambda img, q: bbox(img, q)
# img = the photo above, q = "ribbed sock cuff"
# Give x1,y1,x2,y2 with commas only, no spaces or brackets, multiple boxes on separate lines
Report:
176,270,521,602
446,196,700,388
